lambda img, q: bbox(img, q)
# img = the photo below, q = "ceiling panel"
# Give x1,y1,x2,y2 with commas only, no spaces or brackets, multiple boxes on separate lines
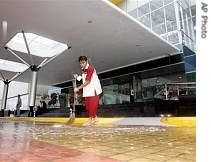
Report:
0,0,179,86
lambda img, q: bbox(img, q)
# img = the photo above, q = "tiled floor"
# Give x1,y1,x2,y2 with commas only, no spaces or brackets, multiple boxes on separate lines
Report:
0,118,196,162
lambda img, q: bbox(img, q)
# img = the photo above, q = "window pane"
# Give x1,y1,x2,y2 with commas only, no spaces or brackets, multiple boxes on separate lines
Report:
151,8,165,27
165,3,177,32
164,0,174,5
152,23,166,35
138,14,151,28
191,5,196,16
128,8,138,19
167,31,179,44
138,2,150,17
150,0,163,11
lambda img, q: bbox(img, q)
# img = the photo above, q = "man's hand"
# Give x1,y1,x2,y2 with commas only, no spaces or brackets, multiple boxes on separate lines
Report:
74,87,79,93
73,74,78,79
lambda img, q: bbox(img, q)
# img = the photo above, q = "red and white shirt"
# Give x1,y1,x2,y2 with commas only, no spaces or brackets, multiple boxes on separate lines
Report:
77,63,102,97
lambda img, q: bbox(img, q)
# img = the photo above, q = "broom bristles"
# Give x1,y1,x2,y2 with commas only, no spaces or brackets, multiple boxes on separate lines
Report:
66,79,77,125
66,112,75,124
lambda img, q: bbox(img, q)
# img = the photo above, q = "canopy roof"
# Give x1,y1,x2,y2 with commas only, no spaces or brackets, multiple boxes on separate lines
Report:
0,0,179,86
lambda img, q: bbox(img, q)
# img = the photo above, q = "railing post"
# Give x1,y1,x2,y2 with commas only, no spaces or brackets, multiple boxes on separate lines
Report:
165,84,168,100
177,86,179,96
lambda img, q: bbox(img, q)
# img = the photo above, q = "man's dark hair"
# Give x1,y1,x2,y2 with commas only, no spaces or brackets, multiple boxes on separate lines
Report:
78,56,88,62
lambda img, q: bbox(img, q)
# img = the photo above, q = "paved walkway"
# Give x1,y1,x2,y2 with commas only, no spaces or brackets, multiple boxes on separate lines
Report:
107,117,170,126
0,117,196,162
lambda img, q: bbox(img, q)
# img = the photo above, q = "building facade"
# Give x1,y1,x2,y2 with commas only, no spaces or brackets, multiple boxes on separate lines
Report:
55,0,196,106
1,0,196,112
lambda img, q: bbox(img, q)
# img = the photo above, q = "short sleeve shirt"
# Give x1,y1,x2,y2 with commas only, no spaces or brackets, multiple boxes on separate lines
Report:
83,65,94,81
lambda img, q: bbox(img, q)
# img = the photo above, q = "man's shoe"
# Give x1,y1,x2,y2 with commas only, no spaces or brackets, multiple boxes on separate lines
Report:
92,117,99,124
82,119,92,126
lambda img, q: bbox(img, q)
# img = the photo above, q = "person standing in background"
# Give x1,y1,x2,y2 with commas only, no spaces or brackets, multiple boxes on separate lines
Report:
16,94,22,117
74,56,102,126
37,96,47,115
130,87,134,104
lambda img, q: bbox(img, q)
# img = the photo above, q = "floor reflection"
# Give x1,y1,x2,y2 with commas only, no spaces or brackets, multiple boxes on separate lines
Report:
0,119,195,162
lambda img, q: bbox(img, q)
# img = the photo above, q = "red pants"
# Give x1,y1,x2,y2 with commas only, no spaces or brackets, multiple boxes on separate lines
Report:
85,92,99,118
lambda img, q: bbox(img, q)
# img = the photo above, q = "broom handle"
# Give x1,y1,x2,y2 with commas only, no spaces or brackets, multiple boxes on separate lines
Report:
73,79,77,112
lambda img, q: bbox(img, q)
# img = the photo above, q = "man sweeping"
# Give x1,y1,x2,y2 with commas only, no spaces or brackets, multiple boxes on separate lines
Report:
73,56,102,126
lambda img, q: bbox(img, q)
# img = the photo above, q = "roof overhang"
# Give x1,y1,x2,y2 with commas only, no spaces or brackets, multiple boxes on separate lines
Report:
0,0,179,86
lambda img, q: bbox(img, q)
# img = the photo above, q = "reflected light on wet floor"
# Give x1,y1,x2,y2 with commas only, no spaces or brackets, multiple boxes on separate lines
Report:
0,120,195,162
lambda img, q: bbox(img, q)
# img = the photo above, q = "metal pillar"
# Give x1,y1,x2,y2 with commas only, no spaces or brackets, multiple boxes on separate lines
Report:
28,65,39,117
5,31,71,117
0,80,10,117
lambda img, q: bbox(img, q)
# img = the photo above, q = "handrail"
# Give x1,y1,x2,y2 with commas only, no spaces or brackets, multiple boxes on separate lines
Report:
154,82,196,100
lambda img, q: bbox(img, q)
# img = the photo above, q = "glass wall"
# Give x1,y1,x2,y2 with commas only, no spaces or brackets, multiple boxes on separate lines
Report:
49,54,188,107
176,0,195,52
100,72,187,105
4,93,43,111
116,0,196,88
4,91,67,111
100,75,131,105
118,0,195,52
97,53,187,105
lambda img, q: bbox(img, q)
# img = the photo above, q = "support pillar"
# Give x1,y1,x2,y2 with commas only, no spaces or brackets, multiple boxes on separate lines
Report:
0,80,10,117
28,65,39,117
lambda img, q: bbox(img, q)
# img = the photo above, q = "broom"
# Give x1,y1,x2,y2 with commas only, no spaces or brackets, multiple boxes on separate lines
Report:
66,79,77,124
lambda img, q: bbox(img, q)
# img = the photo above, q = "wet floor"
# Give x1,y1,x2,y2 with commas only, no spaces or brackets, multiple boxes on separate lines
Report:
0,119,195,162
